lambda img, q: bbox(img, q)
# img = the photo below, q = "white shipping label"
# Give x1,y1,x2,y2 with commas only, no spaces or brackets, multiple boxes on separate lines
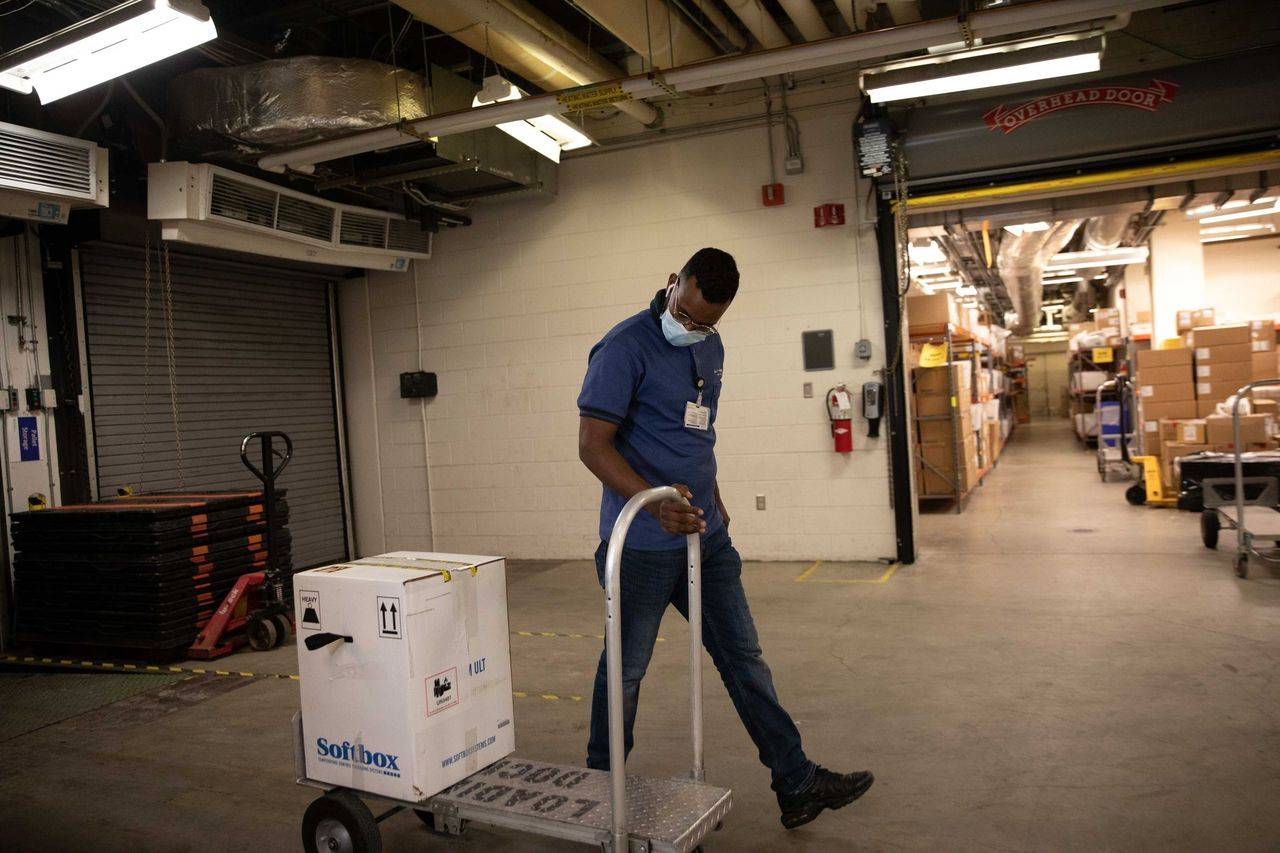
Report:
1196,365,1211,378
1196,348,1209,359
1254,341,1269,352
1181,426,1197,442
1197,383,1210,395
1141,385,1154,398
683,401,710,431
1145,420,1158,433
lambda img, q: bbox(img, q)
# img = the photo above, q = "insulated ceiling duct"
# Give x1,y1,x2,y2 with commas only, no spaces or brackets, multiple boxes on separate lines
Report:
1082,214,1131,251
998,220,1081,336
167,57,428,157
393,0,658,127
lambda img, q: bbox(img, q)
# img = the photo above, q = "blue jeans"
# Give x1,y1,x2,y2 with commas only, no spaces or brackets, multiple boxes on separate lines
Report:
586,527,816,794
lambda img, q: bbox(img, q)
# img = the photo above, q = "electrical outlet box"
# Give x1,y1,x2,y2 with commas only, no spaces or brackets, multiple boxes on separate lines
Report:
803,382,813,398
40,388,57,409
784,154,804,175
755,495,766,510
856,339,872,360
0,388,13,411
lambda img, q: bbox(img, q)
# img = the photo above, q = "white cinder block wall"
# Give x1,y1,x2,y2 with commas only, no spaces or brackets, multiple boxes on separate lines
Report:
346,105,896,561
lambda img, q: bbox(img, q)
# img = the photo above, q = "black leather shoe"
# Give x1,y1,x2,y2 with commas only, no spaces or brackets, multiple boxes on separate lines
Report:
777,767,874,830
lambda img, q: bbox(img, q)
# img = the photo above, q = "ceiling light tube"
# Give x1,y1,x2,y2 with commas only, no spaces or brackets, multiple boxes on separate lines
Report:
0,1,216,105
1199,200,1280,225
863,37,1102,103
473,75,595,163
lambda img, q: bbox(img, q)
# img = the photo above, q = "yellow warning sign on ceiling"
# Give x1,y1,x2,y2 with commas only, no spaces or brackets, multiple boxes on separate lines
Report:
556,82,632,112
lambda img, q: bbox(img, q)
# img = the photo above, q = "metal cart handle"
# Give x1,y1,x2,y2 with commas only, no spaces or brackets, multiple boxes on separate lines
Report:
603,486,704,852
1231,379,1280,554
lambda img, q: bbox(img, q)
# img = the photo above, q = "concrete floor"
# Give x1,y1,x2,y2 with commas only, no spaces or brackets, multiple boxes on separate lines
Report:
3,420,1280,851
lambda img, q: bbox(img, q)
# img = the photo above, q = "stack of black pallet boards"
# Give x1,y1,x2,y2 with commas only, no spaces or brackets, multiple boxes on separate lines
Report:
11,490,291,659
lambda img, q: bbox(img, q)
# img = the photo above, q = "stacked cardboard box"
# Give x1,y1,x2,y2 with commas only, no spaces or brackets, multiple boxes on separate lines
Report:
1250,319,1278,380
1176,308,1216,334
1190,325,1253,415
907,292,959,330
912,363,978,496
1136,347,1196,446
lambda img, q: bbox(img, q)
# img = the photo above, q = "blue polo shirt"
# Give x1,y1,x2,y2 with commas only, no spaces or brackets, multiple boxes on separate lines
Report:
577,290,725,550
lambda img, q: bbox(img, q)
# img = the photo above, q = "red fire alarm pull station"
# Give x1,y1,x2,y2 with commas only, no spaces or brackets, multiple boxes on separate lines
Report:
762,183,785,206
813,203,846,227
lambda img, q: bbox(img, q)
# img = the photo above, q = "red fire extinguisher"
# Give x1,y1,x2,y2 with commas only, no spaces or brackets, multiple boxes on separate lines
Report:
827,384,853,453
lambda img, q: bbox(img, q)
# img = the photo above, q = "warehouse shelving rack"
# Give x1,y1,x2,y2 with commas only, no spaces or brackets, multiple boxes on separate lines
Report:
910,323,992,513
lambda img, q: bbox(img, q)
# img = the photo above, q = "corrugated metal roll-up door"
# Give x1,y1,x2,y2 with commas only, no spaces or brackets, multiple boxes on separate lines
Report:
78,243,349,570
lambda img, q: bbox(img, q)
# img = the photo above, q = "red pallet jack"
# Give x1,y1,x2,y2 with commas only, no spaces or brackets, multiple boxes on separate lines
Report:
189,431,294,660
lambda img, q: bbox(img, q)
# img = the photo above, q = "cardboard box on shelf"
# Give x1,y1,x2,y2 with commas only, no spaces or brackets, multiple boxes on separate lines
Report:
1160,418,1207,445
907,292,958,329
1193,308,1216,327
1190,325,1251,348
1195,361,1253,383
1205,414,1276,446
1136,347,1192,370
914,393,966,418
1095,307,1121,326
1072,370,1110,392
1162,443,1212,487
1139,382,1195,404
1197,379,1250,400
1254,399,1279,415
913,363,971,395
1141,400,1198,435
915,417,959,443
1139,364,1192,385
1176,310,1193,333
1194,343,1252,363
1253,351,1279,381
1248,319,1275,339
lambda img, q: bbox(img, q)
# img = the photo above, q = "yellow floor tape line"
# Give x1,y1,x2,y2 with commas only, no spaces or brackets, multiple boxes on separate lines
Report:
2,654,575,700
795,561,901,584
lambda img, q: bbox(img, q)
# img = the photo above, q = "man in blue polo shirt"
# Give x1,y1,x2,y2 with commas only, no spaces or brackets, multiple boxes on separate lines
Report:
577,247,874,830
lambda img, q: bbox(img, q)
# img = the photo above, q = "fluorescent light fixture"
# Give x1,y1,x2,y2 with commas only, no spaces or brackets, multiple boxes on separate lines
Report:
907,239,947,265
1044,247,1147,271
1186,196,1275,217
863,37,1102,104
473,75,594,163
1042,275,1084,284
956,285,978,296
0,1,216,104
1004,221,1051,236
1200,199,1280,225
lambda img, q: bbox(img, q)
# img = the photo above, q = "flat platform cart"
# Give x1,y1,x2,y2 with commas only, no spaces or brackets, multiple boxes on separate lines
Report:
1199,380,1280,579
295,486,732,852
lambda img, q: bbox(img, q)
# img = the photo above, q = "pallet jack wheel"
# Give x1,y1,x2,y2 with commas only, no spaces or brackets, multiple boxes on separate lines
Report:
1234,553,1248,580
302,791,381,853
1125,483,1146,506
1200,510,1220,550
272,613,293,647
247,615,279,652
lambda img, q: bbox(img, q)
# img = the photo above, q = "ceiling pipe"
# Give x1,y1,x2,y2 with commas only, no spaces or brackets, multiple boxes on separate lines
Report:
393,0,659,126
721,0,791,48
678,0,750,51
260,0,1187,172
567,0,717,69
834,0,858,32
775,0,833,41
1082,214,1131,251
999,219,1081,336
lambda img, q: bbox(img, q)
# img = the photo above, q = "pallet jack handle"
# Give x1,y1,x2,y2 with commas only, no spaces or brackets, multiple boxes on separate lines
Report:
603,486,704,853
240,431,293,600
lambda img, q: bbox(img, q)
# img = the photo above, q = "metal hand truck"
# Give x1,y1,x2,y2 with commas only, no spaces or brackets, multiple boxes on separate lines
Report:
1095,377,1138,483
295,485,732,852
1199,380,1280,579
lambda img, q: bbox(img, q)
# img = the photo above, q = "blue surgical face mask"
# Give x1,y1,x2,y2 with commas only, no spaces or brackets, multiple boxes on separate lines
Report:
661,308,708,347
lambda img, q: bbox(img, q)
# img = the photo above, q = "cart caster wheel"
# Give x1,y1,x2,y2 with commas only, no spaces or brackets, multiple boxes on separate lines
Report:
1200,510,1220,549
1126,483,1146,506
302,791,381,853
1234,554,1248,579
247,616,278,652
272,613,292,647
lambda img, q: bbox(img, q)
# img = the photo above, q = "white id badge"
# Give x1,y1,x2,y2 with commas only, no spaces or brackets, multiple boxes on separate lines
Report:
684,401,710,431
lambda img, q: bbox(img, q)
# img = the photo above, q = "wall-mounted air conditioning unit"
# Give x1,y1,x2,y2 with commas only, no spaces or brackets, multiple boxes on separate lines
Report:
0,121,108,223
148,161,431,271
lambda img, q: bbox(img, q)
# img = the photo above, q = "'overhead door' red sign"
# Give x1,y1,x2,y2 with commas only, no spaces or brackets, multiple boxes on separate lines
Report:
983,79,1179,134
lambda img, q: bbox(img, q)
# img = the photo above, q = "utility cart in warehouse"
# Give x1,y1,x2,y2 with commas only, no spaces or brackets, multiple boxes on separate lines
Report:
1199,380,1280,579
293,486,731,853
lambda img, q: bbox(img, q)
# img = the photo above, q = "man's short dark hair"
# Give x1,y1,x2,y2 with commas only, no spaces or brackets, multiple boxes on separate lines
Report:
682,247,739,304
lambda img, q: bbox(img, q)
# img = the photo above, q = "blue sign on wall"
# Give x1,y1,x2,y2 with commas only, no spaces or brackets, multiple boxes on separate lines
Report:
17,416,39,461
